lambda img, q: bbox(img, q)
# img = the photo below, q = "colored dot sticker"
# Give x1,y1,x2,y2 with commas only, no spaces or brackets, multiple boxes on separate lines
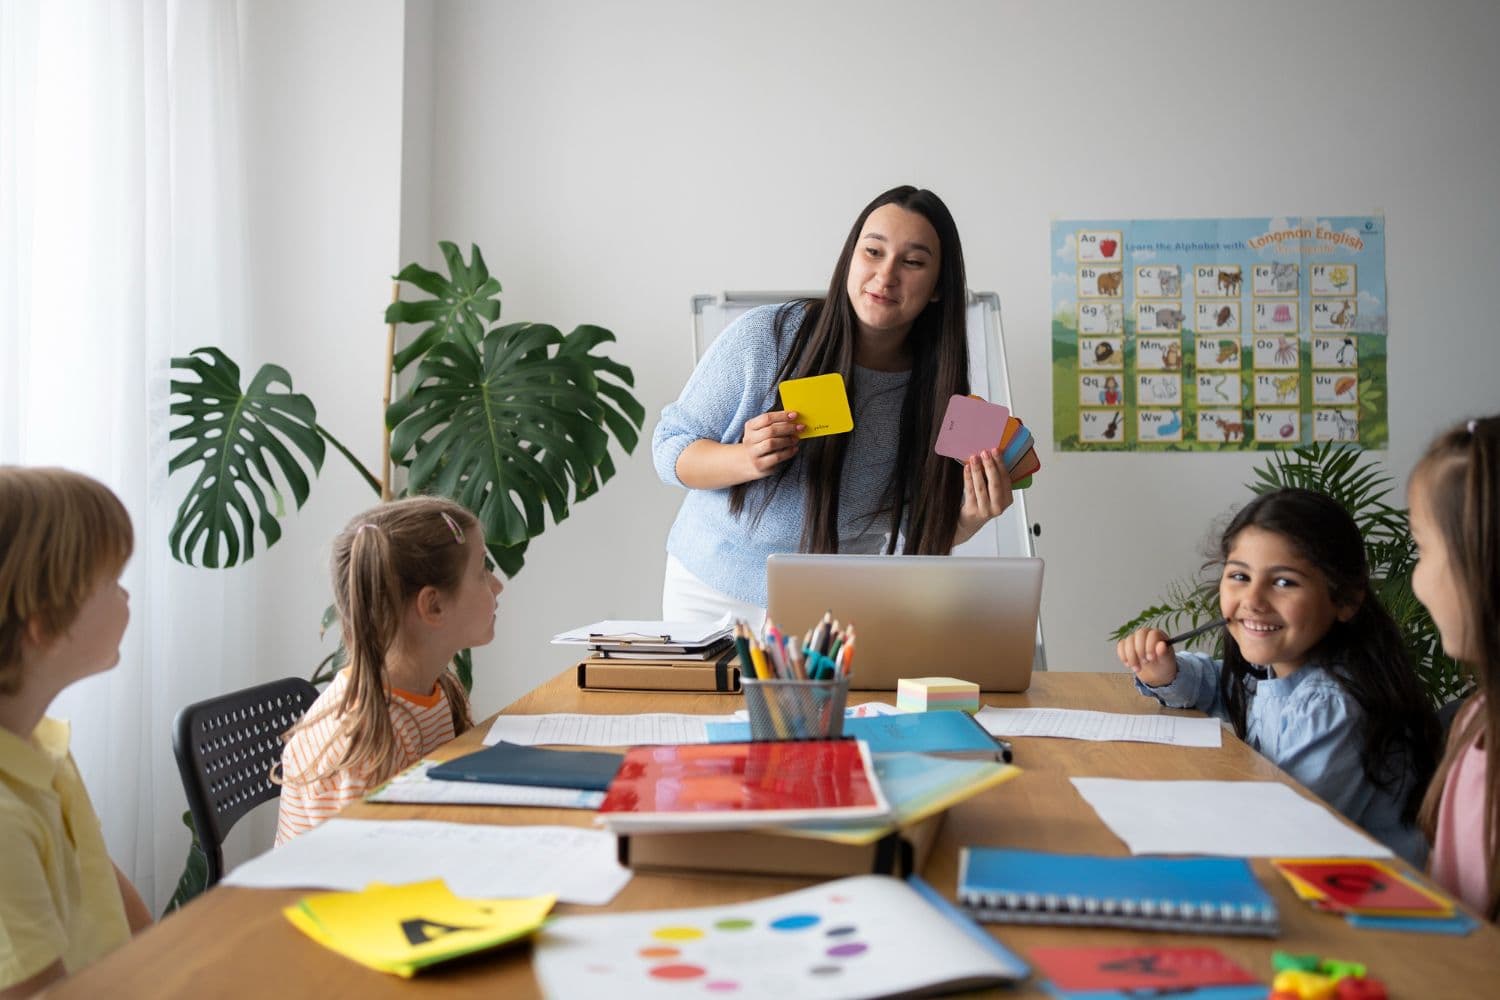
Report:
638,946,680,959
714,918,754,931
706,982,740,993
649,964,707,981
652,926,706,941
825,925,858,937
810,965,843,976
769,914,821,932
827,942,868,958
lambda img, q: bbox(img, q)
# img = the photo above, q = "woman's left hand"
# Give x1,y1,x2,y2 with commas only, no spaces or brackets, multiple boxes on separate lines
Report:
956,448,1013,543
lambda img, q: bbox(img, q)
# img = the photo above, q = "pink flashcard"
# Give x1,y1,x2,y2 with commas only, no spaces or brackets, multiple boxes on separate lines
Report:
935,395,1010,461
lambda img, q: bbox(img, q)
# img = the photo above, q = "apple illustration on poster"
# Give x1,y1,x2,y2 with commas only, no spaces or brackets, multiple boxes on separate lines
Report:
1100,238,1118,258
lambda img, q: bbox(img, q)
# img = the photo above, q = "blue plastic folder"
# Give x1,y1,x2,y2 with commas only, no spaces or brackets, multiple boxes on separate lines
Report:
706,711,1010,760
427,742,625,792
957,848,1279,937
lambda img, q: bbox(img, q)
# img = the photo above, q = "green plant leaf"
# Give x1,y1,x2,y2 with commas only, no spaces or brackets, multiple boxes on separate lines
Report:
168,348,326,568
386,320,641,572
386,242,502,371
162,811,209,915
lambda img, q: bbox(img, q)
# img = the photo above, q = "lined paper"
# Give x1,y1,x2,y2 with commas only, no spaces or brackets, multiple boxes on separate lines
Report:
976,706,1222,748
484,713,736,747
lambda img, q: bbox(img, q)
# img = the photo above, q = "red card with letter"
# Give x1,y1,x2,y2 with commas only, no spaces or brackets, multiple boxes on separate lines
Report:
1029,947,1259,992
1272,858,1453,915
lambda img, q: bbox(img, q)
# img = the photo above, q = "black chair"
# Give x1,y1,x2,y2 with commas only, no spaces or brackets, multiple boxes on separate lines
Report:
172,677,319,886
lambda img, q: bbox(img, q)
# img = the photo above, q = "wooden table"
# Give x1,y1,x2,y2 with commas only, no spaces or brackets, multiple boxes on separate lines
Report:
56,671,1500,997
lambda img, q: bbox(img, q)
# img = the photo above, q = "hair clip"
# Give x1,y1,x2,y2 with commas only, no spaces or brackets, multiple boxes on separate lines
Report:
355,522,378,534
439,511,465,544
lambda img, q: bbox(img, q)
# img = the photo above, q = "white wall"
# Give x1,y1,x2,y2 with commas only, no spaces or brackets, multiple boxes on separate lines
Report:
401,0,1500,715
234,0,408,861
236,0,1500,723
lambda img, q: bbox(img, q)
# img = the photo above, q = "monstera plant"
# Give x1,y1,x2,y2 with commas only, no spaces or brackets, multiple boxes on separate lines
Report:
167,242,643,685
1113,442,1469,708
162,244,642,910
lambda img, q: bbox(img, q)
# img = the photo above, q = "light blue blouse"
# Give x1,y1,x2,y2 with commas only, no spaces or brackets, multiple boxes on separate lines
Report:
1136,651,1426,867
652,303,911,607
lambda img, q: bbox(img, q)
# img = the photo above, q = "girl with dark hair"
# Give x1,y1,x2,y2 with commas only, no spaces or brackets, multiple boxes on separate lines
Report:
1117,487,1440,866
1411,415,1500,920
652,186,1013,622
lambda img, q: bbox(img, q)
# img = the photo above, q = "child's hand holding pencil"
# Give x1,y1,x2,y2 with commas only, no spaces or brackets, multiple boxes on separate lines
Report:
1116,618,1227,688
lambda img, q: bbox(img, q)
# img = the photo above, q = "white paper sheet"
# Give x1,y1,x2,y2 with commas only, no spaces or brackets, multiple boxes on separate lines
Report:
534,874,1027,999
366,761,605,809
1071,778,1391,857
222,819,632,905
976,706,1222,748
552,613,732,645
485,713,737,747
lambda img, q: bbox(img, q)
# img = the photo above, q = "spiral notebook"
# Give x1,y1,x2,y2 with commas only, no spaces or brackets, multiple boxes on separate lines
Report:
957,847,1279,937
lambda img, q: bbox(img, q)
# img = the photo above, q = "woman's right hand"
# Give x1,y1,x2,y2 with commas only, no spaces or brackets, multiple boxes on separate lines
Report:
1116,627,1178,687
738,410,804,480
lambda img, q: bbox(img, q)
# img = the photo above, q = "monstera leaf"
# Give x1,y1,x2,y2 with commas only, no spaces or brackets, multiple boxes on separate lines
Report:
168,348,328,568
386,320,643,574
384,242,503,372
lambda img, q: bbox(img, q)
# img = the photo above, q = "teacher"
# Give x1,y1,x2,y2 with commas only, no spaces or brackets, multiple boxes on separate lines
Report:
652,185,1013,623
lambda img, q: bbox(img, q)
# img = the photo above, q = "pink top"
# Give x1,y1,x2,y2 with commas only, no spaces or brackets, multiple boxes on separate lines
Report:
1431,701,1493,915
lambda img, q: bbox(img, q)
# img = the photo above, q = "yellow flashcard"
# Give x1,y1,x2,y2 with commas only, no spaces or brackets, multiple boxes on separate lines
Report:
779,372,854,439
284,879,556,977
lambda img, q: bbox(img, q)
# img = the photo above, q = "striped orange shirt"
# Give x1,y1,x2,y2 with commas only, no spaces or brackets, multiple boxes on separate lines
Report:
275,670,455,844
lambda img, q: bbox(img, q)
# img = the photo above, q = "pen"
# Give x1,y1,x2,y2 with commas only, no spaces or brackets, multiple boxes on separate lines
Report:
1166,617,1229,645
993,736,1014,764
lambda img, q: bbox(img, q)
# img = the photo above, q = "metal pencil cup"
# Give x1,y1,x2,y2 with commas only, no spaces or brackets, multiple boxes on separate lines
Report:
742,677,849,741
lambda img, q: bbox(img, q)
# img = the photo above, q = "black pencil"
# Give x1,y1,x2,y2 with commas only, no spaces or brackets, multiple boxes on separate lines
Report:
1166,617,1229,645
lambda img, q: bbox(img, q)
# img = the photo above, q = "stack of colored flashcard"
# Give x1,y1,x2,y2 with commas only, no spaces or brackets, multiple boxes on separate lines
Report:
897,677,980,714
934,394,1041,488
1271,858,1454,918
283,879,555,977
779,372,854,438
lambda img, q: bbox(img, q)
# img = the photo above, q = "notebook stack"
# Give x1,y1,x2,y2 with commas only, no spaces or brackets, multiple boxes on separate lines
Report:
553,617,740,692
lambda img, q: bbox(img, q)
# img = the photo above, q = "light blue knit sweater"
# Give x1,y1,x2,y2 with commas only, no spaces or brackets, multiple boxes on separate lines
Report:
652,303,911,607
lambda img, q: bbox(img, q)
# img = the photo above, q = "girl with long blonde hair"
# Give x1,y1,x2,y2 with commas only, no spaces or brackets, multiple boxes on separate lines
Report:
276,496,500,842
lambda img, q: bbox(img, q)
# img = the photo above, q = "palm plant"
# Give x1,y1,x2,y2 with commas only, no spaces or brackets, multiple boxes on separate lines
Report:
1113,442,1469,707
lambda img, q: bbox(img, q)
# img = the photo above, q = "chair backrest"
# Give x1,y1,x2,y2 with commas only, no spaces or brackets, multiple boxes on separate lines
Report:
172,677,320,885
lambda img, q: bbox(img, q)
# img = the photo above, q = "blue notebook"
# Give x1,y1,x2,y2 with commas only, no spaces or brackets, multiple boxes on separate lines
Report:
957,848,1279,937
707,710,1010,760
427,742,625,792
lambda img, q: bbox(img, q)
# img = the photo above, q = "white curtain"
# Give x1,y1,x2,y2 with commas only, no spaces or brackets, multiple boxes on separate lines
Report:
1,0,257,911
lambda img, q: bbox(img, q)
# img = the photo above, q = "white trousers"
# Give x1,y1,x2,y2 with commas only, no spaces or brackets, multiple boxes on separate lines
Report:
661,553,766,630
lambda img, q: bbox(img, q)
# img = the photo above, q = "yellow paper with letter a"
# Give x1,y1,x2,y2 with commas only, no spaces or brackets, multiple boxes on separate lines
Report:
284,879,556,977
779,372,854,438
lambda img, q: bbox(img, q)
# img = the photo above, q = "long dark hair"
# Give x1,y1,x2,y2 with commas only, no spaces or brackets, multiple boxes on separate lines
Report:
1214,488,1440,824
728,186,970,554
1415,415,1500,920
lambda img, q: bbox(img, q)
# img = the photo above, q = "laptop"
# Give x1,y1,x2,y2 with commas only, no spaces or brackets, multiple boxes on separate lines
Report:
765,554,1044,692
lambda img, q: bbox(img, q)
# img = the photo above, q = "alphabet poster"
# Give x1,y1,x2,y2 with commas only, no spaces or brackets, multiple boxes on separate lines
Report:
1050,216,1387,451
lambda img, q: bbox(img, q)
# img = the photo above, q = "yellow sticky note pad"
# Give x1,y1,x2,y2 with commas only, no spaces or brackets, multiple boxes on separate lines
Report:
284,879,556,977
779,373,854,439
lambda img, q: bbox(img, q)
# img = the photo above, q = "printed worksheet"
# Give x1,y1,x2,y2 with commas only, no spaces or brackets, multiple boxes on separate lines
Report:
484,713,737,747
975,707,1222,748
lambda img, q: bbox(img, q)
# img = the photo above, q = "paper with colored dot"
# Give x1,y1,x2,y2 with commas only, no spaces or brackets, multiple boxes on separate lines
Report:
533,874,1027,998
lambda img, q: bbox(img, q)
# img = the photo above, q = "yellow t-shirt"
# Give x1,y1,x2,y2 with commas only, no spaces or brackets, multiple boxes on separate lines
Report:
0,718,130,986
